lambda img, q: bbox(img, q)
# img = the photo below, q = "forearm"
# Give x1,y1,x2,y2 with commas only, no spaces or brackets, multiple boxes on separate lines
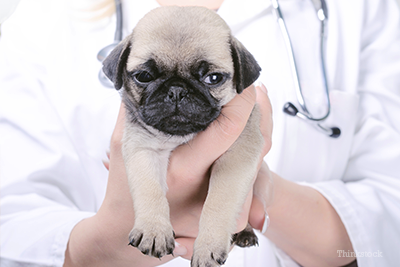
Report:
265,173,355,267
64,216,108,267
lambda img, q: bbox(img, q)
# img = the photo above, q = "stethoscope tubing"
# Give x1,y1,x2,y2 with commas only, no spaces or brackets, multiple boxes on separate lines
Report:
114,0,123,43
273,0,341,137
271,0,308,113
97,0,124,88
272,0,331,122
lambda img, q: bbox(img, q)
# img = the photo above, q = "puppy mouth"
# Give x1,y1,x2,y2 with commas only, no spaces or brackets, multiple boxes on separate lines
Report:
140,104,220,136
138,82,221,136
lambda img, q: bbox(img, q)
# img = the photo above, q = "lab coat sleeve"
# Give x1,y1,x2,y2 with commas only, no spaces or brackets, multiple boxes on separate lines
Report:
301,0,400,266
0,1,98,266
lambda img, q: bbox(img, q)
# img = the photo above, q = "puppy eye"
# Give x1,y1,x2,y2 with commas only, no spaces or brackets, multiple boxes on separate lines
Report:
134,71,154,83
204,73,224,85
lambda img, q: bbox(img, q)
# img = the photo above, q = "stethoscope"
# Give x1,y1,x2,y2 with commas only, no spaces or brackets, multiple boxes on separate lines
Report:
272,0,341,138
97,0,341,138
97,0,123,88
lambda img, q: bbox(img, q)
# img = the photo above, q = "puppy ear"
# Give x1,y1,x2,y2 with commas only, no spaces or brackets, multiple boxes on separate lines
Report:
102,37,132,90
230,37,261,94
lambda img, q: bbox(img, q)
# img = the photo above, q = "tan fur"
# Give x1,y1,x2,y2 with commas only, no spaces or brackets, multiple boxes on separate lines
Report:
126,6,236,106
192,106,263,265
111,6,264,266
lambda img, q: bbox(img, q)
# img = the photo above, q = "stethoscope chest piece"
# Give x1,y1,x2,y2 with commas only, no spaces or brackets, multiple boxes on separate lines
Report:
283,102,341,138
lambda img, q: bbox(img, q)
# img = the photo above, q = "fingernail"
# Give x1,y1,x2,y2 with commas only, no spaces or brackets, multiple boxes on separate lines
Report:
106,149,110,159
102,158,110,170
173,241,187,256
261,212,270,234
259,82,268,95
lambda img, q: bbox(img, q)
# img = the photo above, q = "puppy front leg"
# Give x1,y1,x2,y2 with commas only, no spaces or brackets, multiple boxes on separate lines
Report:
122,134,174,258
192,108,264,267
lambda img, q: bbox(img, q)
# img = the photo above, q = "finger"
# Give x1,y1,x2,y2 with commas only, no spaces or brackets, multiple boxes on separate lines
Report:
255,83,273,157
109,102,126,174
249,161,273,231
174,237,195,260
248,195,265,232
110,102,126,150
169,85,257,181
102,158,110,170
102,151,111,170
100,103,133,214
236,187,254,232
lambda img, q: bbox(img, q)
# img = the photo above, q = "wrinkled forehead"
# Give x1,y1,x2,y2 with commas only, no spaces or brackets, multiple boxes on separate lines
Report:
126,6,233,73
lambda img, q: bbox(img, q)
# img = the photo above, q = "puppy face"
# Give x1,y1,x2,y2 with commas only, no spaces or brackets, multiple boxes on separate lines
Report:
103,6,261,136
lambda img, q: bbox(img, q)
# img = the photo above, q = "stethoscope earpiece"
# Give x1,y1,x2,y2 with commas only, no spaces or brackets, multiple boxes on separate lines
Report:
330,127,341,138
283,102,299,116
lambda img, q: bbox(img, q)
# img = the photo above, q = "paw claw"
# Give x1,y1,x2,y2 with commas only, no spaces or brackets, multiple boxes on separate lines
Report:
191,246,228,267
128,233,143,247
128,225,175,258
211,252,227,265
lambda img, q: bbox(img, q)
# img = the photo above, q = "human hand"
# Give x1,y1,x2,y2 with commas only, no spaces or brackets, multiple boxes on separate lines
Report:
65,101,178,266
66,83,273,266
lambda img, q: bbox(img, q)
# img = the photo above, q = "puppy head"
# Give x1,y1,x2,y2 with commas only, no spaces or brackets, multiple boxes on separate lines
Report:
103,6,261,136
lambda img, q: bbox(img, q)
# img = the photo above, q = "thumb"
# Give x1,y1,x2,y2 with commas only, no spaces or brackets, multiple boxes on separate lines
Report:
249,161,273,233
169,85,257,181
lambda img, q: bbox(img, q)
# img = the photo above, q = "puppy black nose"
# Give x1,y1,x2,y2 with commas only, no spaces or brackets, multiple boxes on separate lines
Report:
167,85,187,102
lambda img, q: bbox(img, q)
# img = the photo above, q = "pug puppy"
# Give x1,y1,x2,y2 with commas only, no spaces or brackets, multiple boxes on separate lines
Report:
102,6,263,267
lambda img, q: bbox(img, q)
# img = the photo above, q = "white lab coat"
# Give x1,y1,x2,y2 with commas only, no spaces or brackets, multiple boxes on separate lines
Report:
1,0,400,266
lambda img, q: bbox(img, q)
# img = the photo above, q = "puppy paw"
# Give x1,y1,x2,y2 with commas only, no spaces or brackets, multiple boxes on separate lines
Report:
191,249,228,267
128,223,175,258
231,227,258,247
191,238,229,267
